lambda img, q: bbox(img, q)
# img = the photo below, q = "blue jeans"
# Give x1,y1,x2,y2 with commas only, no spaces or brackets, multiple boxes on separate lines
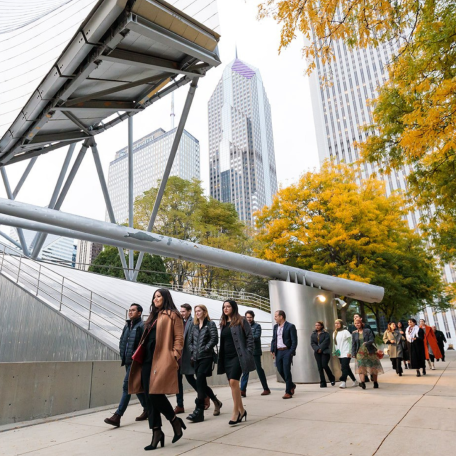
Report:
240,354,270,392
276,349,295,395
115,364,146,416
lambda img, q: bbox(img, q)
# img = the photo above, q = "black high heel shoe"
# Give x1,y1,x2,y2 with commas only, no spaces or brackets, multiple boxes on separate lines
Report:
237,410,247,423
144,428,165,451
229,412,241,425
171,416,186,444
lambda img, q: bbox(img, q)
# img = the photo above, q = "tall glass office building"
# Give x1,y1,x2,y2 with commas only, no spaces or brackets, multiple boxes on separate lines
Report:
309,40,456,343
208,58,278,224
108,127,200,224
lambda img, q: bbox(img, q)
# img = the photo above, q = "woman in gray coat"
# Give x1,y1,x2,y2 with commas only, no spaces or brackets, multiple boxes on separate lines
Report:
383,322,405,376
218,299,255,425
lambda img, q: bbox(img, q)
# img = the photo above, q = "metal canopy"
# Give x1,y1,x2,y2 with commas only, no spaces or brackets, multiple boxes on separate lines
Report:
0,0,220,165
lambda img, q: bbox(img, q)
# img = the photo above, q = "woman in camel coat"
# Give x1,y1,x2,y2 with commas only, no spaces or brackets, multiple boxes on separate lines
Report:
129,288,184,451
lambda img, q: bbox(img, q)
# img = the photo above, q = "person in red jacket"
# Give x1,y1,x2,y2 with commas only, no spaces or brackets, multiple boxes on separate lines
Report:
419,319,442,370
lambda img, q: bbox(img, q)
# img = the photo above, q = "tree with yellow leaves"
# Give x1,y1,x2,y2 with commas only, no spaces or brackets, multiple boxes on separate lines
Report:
259,0,456,261
255,161,450,324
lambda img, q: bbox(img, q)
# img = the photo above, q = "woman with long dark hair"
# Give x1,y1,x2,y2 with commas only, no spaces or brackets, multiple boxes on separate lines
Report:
397,321,410,370
406,318,426,377
218,300,255,425
186,304,222,423
128,289,185,451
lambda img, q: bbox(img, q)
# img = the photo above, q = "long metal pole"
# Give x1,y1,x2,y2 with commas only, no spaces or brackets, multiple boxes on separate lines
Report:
91,140,130,280
12,157,38,199
0,199,385,303
0,230,22,249
132,77,199,281
31,141,85,259
128,116,134,280
30,144,75,253
0,168,30,256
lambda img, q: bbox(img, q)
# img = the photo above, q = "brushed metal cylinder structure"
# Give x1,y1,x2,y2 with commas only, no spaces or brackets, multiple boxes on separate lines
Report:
269,280,342,383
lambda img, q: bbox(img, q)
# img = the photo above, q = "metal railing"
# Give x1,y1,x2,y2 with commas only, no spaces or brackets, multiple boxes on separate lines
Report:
0,242,127,343
149,282,270,312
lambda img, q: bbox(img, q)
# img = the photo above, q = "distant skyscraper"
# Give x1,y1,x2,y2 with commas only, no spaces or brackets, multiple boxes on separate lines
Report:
108,127,200,223
309,40,456,341
208,57,278,224
76,240,103,271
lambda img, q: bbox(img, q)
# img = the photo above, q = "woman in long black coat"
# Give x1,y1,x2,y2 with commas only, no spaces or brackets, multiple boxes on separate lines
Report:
405,318,426,377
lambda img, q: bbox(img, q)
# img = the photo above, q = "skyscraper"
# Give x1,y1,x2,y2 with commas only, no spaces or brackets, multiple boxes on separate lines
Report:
107,127,200,224
309,40,456,342
208,57,278,224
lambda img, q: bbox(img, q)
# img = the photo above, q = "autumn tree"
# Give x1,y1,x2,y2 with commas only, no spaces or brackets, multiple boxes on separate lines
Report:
255,161,450,325
259,0,456,261
89,246,170,285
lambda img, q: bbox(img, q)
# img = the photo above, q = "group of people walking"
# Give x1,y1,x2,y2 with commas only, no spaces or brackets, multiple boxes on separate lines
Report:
104,291,448,451
105,289,282,451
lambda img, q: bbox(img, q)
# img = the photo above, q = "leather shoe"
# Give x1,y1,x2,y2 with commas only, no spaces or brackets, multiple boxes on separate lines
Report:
204,397,210,410
240,390,246,397
174,406,185,414
135,410,148,421
261,390,271,396
104,413,121,427
282,393,292,399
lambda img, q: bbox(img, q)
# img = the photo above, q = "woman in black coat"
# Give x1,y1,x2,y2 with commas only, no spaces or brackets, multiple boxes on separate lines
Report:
397,321,410,370
405,318,426,376
187,305,222,423
310,321,336,388
218,299,255,425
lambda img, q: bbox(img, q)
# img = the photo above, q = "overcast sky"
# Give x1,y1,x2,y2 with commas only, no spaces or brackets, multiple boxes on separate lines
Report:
0,0,320,225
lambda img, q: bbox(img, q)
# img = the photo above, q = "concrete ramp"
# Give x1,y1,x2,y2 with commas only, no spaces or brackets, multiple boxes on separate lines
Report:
0,246,272,362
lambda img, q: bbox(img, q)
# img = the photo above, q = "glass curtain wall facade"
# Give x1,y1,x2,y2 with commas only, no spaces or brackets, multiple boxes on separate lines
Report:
208,58,278,224
309,39,456,344
108,128,200,224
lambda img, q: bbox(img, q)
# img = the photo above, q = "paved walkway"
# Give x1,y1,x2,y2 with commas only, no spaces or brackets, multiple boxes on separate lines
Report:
2,352,456,456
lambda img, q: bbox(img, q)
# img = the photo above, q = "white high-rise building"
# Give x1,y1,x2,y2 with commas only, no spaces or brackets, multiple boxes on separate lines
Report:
108,127,200,224
309,41,456,344
208,58,278,224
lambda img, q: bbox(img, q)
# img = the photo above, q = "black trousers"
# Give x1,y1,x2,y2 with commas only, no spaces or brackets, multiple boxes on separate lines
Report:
240,354,270,392
176,372,198,407
338,357,356,382
314,352,335,384
276,349,295,394
391,357,403,374
194,358,216,409
141,364,175,429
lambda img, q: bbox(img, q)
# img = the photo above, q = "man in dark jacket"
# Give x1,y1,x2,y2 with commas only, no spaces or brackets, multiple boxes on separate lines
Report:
433,326,447,362
240,310,271,397
271,310,298,399
104,303,147,427
174,303,200,414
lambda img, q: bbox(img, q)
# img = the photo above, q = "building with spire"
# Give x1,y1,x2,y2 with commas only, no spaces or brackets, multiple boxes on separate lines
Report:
208,57,278,224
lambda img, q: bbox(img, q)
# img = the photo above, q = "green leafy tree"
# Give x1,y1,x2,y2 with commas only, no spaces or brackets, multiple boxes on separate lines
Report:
89,246,170,285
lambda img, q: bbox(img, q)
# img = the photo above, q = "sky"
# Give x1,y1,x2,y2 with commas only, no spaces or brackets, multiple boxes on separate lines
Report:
0,0,320,225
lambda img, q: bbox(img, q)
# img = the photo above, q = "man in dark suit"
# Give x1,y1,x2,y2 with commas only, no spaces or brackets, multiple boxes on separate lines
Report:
174,303,199,414
271,310,298,399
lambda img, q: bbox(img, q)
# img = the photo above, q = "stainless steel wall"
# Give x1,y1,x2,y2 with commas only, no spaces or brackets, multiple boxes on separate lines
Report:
0,274,119,362
269,280,341,383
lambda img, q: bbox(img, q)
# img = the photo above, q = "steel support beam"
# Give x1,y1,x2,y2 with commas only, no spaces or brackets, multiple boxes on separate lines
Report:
12,157,38,199
0,229,23,250
0,199,385,303
31,141,85,259
132,77,198,280
0,168,30,256
128,116,134,280
91,141,130,280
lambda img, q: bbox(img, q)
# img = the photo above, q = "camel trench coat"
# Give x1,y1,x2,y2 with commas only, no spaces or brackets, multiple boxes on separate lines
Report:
128,310,184,395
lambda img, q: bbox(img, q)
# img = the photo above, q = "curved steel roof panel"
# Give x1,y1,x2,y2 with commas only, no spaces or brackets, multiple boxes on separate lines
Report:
0,0,220,166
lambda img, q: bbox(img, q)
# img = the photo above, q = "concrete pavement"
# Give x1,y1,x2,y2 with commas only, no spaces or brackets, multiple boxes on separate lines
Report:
1,351,455,455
